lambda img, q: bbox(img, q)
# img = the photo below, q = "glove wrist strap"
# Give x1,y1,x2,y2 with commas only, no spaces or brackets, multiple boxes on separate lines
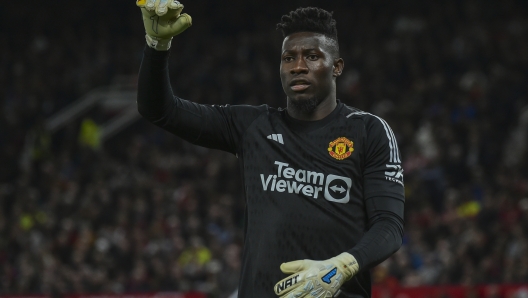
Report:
332,252,360,280
145,34,173,51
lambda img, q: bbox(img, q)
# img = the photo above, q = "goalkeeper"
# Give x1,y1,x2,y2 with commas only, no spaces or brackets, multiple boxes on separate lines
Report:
136,1,405,297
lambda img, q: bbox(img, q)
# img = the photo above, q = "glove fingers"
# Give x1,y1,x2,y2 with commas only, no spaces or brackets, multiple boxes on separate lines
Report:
171,13,192,36
281,260,309,274
154,0,182,16
143,0,157,11
165,6,183,19
303,286,333,298
283,290,310,298
168,0,183,9
278,274,325,298
274,273,304,296
156,0,169,16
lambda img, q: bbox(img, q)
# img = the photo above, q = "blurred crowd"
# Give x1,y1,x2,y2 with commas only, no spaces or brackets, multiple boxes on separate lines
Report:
1,0,528,297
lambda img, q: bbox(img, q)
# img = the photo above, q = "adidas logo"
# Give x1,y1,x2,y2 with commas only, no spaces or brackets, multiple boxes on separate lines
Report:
267,134,284,145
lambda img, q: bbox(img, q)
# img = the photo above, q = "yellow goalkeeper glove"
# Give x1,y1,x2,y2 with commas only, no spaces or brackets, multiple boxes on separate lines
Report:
136,0,192,51
274,253,359,298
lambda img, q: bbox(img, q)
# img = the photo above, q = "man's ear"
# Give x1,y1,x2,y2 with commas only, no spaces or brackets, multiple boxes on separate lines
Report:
333,58,344,77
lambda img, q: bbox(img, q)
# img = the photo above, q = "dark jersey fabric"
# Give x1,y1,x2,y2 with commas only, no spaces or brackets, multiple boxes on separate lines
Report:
138,46,405,297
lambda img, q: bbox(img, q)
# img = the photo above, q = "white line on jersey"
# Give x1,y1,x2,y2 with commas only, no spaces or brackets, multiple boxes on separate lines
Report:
346,111,401,163
267,134,284,145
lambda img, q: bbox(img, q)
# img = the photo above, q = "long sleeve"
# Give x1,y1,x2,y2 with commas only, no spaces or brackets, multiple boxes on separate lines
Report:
348,196,404,270
137,46,266,154
137,46,174,122
347,112,405,270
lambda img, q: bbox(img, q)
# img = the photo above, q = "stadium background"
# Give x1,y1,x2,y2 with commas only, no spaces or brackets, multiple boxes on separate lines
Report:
1,0,528,297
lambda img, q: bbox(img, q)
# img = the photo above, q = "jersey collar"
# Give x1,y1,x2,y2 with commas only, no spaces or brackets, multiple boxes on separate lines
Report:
283,100,344,134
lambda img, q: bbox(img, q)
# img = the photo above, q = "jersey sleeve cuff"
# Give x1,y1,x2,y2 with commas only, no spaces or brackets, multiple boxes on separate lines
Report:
345,250,365,272
144,44,171,61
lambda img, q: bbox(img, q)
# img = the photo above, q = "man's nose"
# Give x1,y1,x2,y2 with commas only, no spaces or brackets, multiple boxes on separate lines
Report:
290,58,308,74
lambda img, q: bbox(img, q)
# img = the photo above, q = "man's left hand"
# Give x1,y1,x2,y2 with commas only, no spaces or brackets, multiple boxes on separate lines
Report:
274,252,359,298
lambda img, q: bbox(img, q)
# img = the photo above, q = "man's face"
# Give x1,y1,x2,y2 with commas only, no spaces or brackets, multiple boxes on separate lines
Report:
280,32,343,112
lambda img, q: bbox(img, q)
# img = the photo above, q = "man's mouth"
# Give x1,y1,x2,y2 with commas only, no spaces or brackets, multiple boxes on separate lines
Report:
290,80,311,92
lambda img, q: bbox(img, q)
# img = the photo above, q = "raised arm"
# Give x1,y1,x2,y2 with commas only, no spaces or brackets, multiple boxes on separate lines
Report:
136,0,265,154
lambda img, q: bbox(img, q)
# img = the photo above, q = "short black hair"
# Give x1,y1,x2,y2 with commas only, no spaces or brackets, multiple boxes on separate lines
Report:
277,7,339,56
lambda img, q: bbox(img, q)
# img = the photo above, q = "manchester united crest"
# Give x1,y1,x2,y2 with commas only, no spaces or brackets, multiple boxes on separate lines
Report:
328,137,354,160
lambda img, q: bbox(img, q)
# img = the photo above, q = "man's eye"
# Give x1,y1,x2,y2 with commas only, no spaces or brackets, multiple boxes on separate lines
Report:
307,54,318,60
283,56,293,62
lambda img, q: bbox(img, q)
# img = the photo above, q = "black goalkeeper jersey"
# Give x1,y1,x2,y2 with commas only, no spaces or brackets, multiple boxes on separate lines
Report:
137,47,404,298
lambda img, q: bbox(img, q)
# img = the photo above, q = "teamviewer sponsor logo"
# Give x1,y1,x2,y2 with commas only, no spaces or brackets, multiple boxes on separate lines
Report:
260,161,352,203
324,175,352,203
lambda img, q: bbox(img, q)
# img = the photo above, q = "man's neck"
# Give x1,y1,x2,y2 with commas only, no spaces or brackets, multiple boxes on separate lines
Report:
287,97,338,121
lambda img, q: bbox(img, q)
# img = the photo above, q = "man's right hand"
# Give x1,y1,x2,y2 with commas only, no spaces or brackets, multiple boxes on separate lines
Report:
137,0,192,51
